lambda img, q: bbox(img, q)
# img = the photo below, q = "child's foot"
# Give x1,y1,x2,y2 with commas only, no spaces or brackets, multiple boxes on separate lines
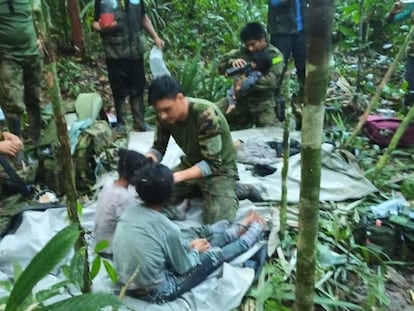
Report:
240,220,265,247
226,210,257,239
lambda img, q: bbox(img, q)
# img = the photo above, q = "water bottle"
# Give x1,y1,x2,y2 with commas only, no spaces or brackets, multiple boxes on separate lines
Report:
99,0,115,28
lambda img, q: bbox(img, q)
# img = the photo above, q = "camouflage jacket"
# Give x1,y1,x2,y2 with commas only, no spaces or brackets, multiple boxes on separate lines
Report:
0,0,39,58
218,44,284,104
94,0,145,59
151,98,238,178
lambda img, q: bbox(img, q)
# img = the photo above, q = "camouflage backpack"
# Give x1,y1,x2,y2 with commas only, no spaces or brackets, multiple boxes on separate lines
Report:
37,118,113,195
72,120,113,193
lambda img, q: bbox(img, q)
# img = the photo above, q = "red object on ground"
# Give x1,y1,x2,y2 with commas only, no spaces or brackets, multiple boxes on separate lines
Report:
364,115,414,147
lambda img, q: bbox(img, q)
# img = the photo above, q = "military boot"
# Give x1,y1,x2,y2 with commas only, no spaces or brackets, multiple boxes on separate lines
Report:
114,97,126,127
27,106,41,144
235,183,263,202
130,96,150,131
6,116,22,138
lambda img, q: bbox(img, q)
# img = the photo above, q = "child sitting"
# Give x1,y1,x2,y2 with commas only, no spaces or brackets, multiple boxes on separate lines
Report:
112,162,266,303
94,148,149,257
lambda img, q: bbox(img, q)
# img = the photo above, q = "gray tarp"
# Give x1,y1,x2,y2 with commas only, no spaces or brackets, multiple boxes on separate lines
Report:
0,127,377,311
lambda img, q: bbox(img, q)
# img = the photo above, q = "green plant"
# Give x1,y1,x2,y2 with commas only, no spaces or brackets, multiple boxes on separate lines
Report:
0,224,123,311
90,240,118,283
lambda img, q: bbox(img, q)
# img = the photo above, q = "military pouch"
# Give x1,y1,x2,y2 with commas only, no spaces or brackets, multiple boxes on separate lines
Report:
274,96,285,122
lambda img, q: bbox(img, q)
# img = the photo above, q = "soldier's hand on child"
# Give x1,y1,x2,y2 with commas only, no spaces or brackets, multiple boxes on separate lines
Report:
189,238,211,253
231,58,247,68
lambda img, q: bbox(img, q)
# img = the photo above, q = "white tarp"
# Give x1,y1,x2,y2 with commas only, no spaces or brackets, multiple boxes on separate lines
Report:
0,127,378,311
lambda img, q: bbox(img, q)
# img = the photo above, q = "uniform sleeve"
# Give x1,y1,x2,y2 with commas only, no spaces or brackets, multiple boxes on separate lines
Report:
150,119,171,159
196,107,224,174
218,48,243,75
164,228,199,275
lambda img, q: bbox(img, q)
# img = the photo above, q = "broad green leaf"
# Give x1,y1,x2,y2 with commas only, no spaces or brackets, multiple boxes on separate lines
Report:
103,260,118,283
66,248,85,289
76,202,83,217
94,240,109,253
37,293,123,311
5,224,79,311
35,280,70,302
0,280,11,292
90,256,101,280
12,262,22,283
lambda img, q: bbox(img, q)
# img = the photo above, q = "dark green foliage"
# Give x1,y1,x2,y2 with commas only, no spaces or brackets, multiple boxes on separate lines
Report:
5,225,80,311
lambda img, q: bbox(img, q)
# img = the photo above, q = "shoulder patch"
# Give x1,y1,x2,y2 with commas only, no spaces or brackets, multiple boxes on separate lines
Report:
272,56,283,64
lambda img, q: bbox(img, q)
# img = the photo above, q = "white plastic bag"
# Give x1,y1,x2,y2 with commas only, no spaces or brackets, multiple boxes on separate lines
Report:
149,46,171,78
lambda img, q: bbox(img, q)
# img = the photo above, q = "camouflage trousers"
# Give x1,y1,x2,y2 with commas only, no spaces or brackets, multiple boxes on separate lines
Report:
216,97,279,130
0,54,42,122
169,169,238,224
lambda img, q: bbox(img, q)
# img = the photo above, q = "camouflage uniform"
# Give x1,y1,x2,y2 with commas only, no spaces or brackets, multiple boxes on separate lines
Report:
150,98,239,224
218,43,284,129
0,0,42,141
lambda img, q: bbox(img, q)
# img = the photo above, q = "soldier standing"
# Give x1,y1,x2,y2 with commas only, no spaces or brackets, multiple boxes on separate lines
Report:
0,0,42,144
92,0,164,134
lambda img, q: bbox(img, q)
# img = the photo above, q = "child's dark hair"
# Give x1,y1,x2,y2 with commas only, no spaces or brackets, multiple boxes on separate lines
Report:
134,162,174,205
148,75,184,106
118,148,149,184
240,22,266,43
251,50,272,75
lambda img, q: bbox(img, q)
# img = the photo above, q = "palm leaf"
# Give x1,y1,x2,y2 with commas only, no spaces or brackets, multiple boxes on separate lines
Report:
37,293,123,311
5,224,80,311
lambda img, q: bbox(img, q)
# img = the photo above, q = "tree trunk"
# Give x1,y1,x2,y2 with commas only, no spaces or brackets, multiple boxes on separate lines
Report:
280,72,292,239
34,0,91,293
67,0,85,59
295,0,334,310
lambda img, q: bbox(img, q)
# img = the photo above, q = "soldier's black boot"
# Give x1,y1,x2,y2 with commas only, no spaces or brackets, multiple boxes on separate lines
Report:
235,183,263,202
130,95,147,131
27,106,41,144
113,97,127,135
6,116,22,138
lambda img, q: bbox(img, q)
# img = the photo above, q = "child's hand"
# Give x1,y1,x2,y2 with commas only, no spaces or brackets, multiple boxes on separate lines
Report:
226,104,236,115
189,239,211,253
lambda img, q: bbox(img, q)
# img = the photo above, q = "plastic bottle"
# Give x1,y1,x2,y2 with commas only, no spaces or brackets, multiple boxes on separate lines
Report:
149,46,171,78
99,0,115,28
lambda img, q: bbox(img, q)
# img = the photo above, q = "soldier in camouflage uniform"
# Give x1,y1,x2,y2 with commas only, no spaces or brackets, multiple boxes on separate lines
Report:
218,22,284,129
92,0,164,133
146,75,239,224
0,0,42,143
